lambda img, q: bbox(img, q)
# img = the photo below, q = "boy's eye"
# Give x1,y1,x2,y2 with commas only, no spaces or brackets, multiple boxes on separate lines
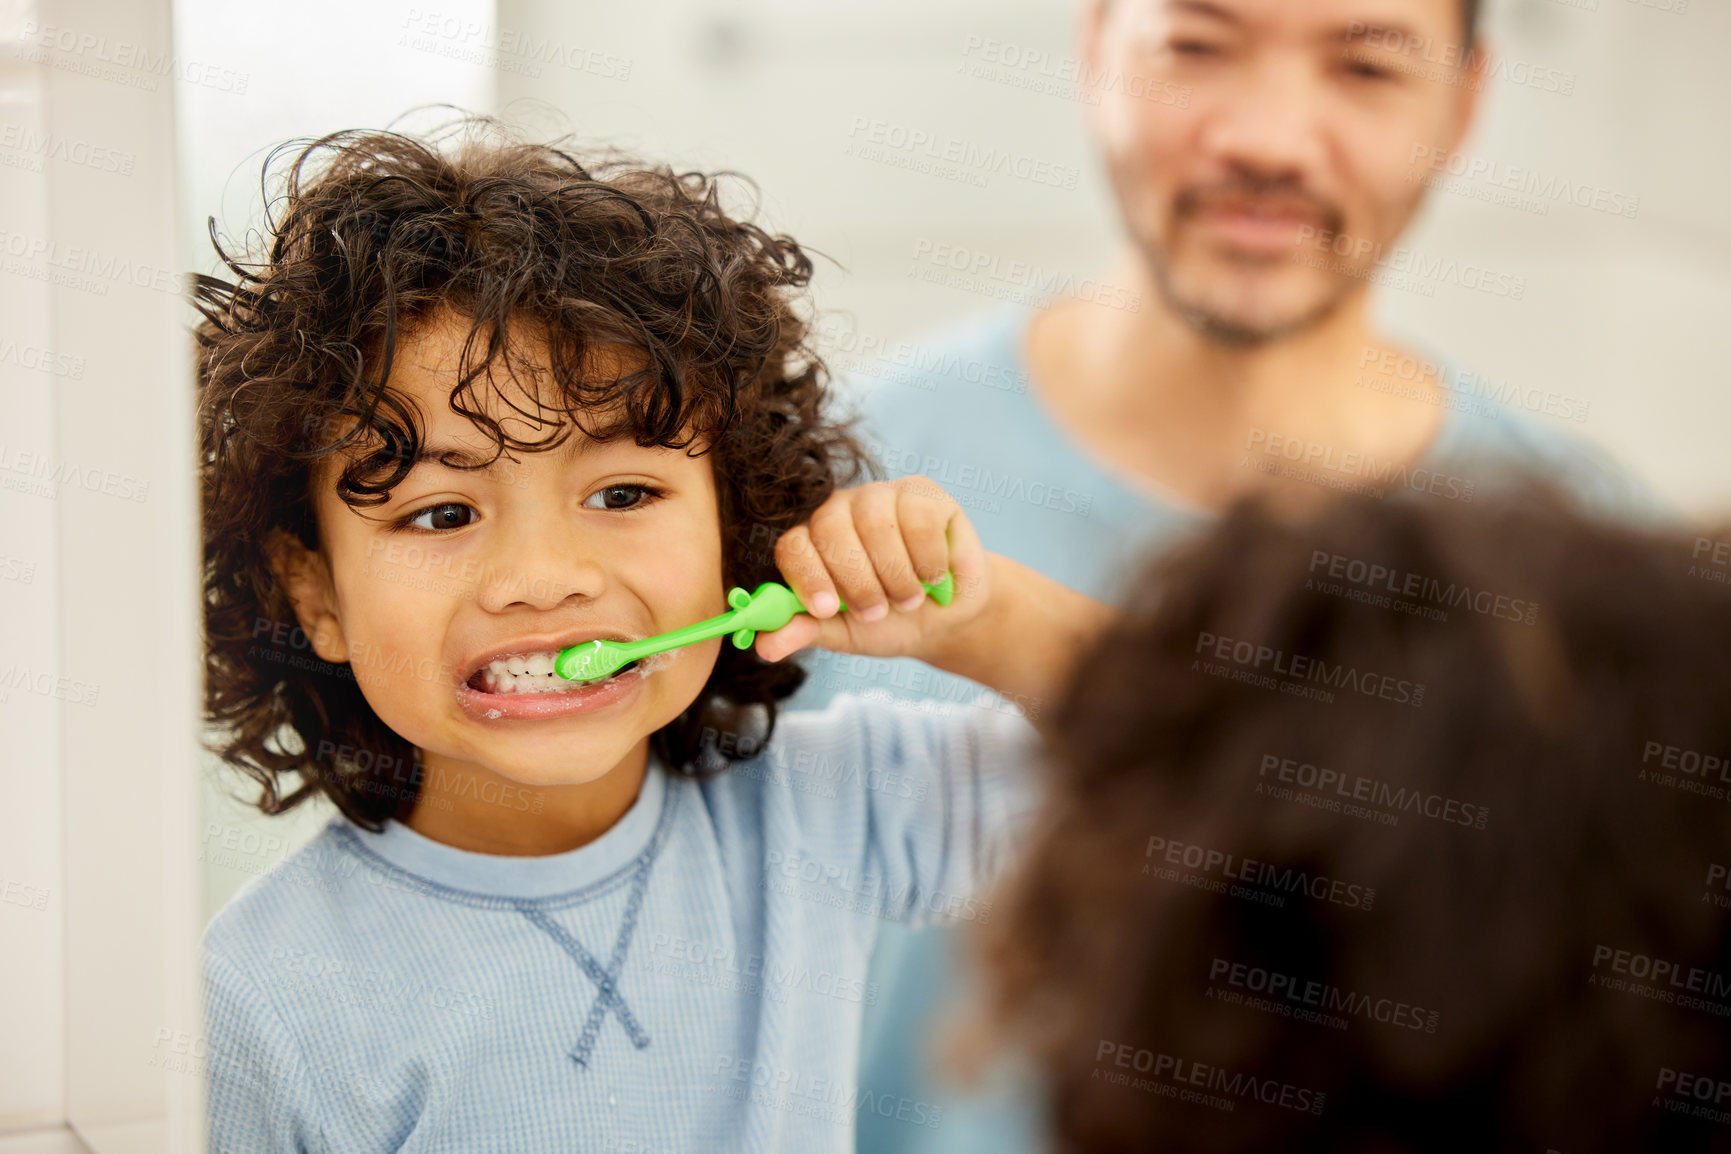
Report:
404,502,478,532
582,484,662,512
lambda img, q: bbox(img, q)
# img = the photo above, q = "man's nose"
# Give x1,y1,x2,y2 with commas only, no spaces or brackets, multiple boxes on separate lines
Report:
1196,56,1326,181
474,519,607,613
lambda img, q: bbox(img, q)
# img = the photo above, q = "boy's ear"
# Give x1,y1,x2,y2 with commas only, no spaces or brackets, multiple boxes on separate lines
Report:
263,528,351,665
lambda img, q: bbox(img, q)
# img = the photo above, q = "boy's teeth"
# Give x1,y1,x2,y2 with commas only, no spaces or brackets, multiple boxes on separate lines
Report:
476,649,615,695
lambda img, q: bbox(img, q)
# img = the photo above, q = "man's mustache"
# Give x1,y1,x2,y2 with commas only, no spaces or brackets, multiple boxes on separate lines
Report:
1173,181,1345,237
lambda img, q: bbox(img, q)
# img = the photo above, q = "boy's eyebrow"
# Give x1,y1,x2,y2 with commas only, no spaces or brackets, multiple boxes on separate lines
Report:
411,443,507,470
407,434,606,472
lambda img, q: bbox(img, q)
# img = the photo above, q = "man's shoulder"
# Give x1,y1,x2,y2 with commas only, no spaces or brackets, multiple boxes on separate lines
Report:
1428,381,1666,523
839,306,1036,439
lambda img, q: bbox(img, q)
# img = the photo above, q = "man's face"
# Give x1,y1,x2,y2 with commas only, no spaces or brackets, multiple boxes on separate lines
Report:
1083,0,1479,345
290,307,726,790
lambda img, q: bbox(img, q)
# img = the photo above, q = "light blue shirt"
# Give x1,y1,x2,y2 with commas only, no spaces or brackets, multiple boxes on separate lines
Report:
786,302,1659,1154
202,694,1038,1153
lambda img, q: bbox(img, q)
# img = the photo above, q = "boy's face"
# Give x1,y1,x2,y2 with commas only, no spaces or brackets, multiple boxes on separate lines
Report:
278,308,726,789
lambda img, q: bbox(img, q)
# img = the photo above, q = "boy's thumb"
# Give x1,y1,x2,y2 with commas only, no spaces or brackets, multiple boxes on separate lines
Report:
753,615,822,664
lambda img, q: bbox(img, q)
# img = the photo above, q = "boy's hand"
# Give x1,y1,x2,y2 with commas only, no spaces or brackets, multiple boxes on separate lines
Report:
755,476,1117,730
753,477,988,665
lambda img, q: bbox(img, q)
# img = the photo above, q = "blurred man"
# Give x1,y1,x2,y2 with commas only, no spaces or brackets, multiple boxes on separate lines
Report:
787,1,1649,1151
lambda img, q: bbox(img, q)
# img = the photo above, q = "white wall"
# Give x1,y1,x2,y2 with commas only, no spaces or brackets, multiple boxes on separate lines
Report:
175,0,498,280
496,0,1120,354
0,0,69,1129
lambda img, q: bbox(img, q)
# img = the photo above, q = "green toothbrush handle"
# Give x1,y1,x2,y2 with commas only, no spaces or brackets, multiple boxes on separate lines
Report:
724,570,955,650
555,571,956,680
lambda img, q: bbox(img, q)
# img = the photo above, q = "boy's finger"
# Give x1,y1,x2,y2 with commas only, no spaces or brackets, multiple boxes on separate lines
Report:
895,481,956,589
754,614,821,663
808,500,888,622
852,483,926,611
774,524,841,618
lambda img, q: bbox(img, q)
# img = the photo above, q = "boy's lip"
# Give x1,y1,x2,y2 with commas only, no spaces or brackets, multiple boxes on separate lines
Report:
455,628,639,685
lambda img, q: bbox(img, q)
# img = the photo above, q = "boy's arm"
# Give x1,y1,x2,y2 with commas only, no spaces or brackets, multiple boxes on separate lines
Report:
761,689,1046,934
918,552,1115,734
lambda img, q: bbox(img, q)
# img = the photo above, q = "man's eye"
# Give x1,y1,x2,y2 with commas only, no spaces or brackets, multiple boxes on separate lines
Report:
1171,39,1221,57
582,484,662,511
404,502,478,531
1343,59,1393,81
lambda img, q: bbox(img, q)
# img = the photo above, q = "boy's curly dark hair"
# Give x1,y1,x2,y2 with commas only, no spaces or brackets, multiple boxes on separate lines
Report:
194,115,872,829
970,480,1731,1153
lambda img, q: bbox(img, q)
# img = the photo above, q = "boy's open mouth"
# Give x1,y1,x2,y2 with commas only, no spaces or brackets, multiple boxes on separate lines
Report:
466,651,641,695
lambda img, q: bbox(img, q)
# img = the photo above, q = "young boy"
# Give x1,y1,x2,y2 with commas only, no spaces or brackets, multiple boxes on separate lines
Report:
967,480,1731,1153
194,119,1110,1152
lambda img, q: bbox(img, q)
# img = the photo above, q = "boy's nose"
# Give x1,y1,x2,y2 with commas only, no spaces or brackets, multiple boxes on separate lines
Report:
473,528,607,613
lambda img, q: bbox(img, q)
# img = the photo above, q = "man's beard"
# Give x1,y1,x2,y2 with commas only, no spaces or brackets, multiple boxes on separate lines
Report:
1118,166,1356,348
1144,241,1352,349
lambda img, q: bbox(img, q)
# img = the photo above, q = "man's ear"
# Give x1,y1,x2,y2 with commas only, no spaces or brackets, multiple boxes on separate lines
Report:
263,528,351,665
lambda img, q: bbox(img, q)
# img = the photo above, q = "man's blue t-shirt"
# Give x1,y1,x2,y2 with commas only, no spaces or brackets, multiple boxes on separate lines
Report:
784,302,1654,1154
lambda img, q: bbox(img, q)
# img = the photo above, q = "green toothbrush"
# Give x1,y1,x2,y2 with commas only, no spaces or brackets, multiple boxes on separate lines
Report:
553,571,956,682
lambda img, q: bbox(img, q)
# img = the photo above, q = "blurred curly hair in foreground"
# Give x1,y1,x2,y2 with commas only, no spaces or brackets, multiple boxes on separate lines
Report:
967,478,1731,1154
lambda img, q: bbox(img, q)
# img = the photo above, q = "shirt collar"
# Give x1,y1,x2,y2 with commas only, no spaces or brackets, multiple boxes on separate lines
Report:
340,753,669,901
